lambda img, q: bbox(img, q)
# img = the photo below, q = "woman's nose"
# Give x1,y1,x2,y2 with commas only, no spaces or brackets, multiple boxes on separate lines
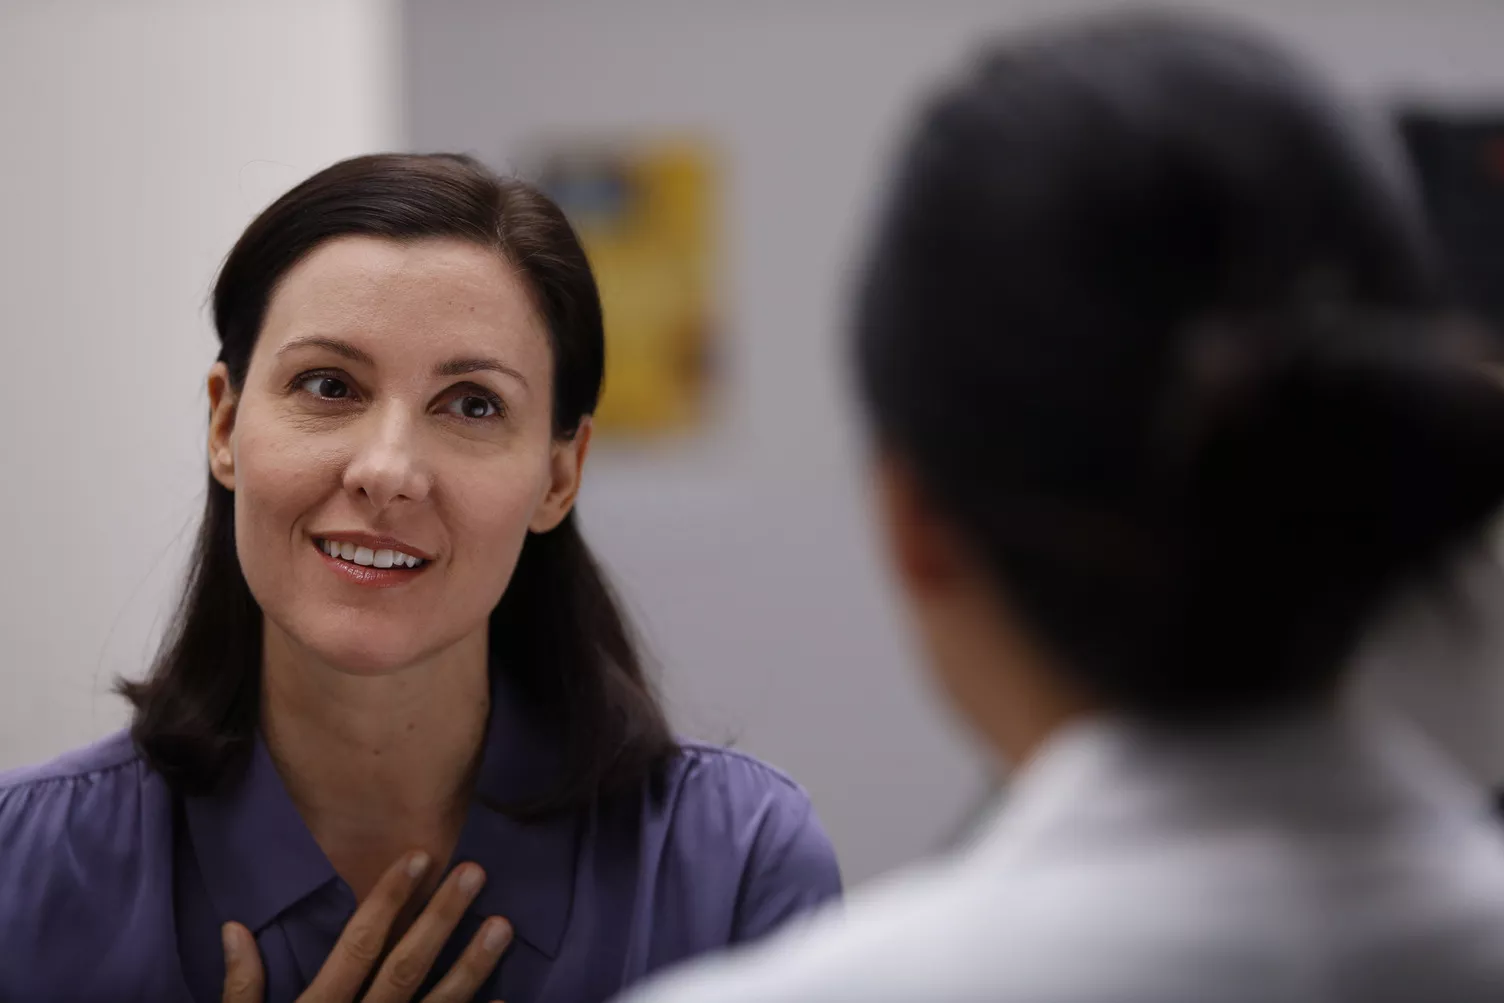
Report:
342,407,432,512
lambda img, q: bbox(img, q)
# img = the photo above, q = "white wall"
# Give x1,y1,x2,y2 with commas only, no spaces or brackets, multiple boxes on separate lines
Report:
405,0,1504,882
7,0,1504,890
0,0,400,763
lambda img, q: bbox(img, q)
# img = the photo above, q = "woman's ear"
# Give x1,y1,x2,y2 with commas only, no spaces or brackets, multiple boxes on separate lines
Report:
872,453,969,597
530,417,593,533
207,362,239,491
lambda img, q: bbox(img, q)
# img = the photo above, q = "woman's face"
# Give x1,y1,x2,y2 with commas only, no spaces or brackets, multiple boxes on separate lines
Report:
207,235,588,676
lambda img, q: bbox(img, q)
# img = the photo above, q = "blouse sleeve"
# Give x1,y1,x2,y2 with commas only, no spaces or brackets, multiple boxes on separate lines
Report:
729,775,843,943
664,744,842,946
0,734,176,999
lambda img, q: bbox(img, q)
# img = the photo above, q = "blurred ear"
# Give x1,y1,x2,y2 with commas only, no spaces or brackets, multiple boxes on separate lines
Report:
872,452,1095,765
207,363,238,491
530,417,593,533
872,453,970,596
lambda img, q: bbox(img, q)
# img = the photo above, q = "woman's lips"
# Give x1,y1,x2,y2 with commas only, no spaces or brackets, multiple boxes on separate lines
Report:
312,537,430,588
312,533,435,564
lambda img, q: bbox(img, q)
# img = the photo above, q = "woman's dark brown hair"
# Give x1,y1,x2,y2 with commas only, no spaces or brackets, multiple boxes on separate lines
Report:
855,14,1504,724
120,153,676,813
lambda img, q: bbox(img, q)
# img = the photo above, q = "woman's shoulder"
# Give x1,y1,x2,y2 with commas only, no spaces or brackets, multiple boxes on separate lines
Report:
0,731,182,996
655,742,843,939
668,741,812,801
0,728,144,790
662,741,828,845
0,729,170,910
0,728,156,826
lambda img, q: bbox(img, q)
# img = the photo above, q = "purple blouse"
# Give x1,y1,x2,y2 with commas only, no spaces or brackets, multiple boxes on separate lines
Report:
0,679,841,1003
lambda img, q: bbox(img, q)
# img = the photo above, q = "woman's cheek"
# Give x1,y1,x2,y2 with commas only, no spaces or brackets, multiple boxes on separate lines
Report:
240,432,336,520
230,423,346,594
446,463,550,572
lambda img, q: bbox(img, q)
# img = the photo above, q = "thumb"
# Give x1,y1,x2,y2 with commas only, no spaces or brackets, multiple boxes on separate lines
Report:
221,922,266,1003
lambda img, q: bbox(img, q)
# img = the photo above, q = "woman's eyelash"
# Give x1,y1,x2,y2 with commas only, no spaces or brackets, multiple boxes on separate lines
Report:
446,385,507,420
289,369,357,401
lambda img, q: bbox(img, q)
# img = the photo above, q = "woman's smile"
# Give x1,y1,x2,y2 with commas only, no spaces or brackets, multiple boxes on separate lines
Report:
312,532,434,588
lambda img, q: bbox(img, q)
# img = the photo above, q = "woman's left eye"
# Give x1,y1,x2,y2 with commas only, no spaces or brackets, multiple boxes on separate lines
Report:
444,394,502,420
298,374,353,400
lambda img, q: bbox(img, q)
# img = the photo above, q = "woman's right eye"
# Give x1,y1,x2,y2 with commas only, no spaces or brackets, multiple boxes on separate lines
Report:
297,374,352,400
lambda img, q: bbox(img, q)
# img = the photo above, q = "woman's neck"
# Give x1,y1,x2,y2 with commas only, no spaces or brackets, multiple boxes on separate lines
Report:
259,625,491,900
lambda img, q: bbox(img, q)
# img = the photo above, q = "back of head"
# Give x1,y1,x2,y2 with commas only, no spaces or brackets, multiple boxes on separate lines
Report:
856,12,1504,723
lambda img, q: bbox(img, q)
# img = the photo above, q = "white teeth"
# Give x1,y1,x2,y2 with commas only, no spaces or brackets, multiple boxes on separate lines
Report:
320,539,426,569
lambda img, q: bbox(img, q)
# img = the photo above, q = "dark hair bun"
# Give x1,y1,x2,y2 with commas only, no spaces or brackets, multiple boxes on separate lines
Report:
1124,310,1504,718
854,12,1504,722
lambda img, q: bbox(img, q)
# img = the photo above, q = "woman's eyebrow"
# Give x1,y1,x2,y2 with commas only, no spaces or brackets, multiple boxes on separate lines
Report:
276,336,374,366
274,337,527,388
435,356,529,388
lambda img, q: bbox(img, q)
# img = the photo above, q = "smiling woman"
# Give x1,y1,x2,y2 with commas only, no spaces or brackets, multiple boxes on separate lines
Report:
0,154,840,1003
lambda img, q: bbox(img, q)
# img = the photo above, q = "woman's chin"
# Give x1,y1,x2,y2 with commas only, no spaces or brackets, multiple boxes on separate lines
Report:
290,628,443,679
264,608,487,679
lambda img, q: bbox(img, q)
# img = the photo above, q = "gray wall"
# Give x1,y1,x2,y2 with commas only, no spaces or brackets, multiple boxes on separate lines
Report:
403,0,1504,882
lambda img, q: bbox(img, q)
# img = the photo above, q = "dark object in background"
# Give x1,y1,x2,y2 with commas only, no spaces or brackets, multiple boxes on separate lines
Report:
1398,110,1504,341
1400,113,1504,823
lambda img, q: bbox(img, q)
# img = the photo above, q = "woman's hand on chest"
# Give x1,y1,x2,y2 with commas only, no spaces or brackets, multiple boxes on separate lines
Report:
220,851,513,1003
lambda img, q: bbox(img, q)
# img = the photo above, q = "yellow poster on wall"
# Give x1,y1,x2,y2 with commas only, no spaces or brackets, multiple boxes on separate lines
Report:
534,136,720,439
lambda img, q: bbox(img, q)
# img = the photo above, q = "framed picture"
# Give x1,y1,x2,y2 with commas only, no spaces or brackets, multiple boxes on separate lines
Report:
533,136,721,440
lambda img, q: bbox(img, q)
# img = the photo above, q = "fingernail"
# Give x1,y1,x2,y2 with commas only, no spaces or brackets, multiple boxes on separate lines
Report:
459,865,486,896
221,924,239,958
484,919,511,952
408,852,430,879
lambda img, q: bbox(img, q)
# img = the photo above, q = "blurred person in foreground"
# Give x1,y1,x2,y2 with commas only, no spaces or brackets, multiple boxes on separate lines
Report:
0,154,839,1003
619,13,1504,1003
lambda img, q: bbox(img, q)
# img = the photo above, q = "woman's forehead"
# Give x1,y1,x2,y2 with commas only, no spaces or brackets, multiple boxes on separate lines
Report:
259,235,551,369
